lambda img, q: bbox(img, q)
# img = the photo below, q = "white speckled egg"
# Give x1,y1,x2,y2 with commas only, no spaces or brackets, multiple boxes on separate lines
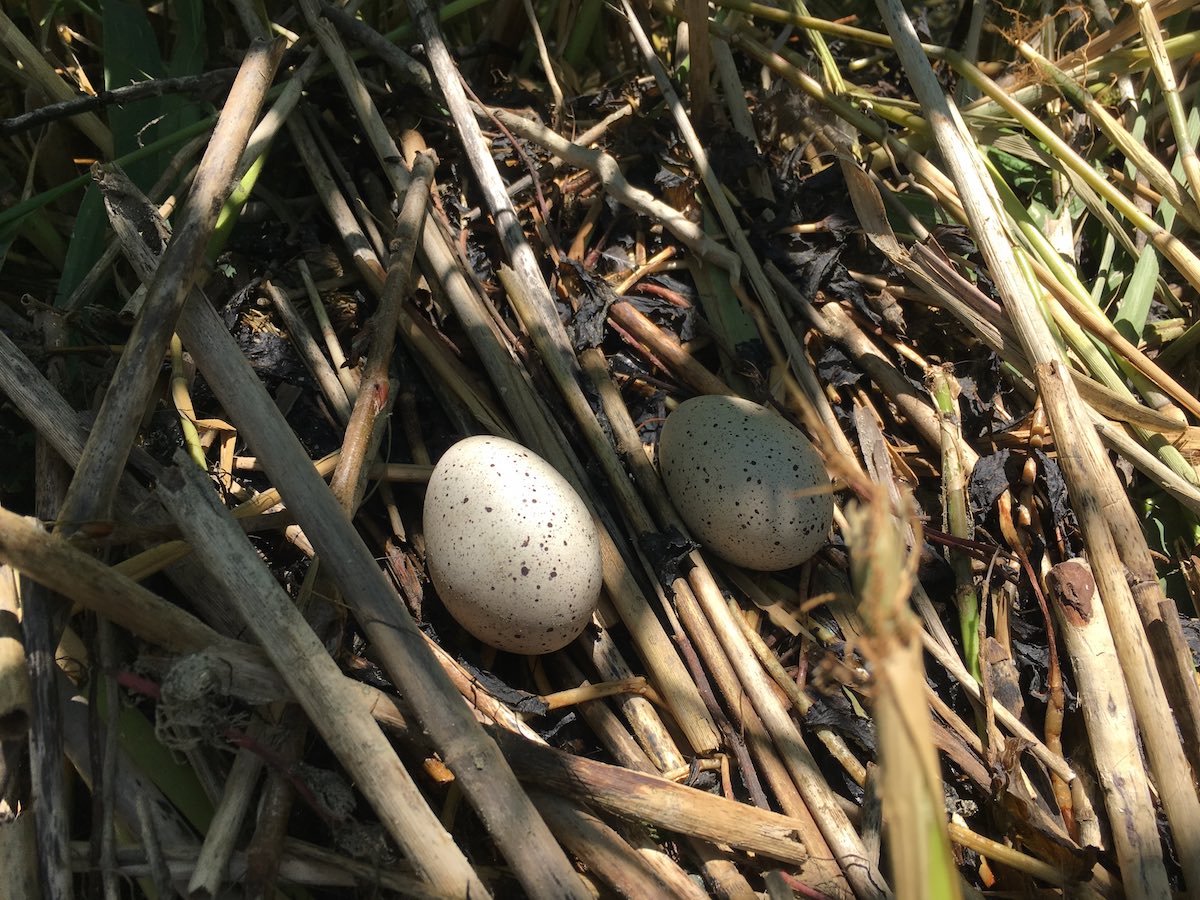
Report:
423,435,602,654
658,396,833,571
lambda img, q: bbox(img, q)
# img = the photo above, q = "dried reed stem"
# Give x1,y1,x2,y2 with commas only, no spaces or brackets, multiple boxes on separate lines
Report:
329,152,435,512
0,568,29,740
105,142,585,898
1047,560,1170,897
845,491,959,899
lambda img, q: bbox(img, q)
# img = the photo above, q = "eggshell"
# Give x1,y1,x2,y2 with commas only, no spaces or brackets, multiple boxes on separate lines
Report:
423,435,602,654
658,396,833,571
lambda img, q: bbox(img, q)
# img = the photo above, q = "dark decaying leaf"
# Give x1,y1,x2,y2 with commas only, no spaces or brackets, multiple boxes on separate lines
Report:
640,525,699,590
653,165,690,190
775,242,854,306
624,381,667,444
564,258,619,350
967,448,1079,547
1008,611,1078,712
731,338,772,383
967,448,1015,517
218,287,308,386
626,291,698,342
540,711,579,743
459,660,550,716
705,130,763,186
954,352,1008,438
1181,617,1200,668
816,344,864,389
805,694,876,755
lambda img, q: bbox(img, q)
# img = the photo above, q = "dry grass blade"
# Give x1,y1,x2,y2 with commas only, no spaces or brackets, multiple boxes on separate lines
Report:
1129,0,1200,203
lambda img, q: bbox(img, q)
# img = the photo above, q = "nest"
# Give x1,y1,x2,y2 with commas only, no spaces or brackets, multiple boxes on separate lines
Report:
1,0,1199,897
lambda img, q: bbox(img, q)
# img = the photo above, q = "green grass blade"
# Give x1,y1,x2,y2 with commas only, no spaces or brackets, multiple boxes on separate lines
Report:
54,184,108,305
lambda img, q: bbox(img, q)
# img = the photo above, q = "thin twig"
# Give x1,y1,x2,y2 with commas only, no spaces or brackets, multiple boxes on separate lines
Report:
0,69,239,137
329,152,435,513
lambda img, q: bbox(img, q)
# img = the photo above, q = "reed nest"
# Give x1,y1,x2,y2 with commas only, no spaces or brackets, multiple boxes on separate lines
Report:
1,1,1199,897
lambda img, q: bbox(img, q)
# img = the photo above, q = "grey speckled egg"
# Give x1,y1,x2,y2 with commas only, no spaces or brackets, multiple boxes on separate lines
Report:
423,435,602,654
658,396,833,571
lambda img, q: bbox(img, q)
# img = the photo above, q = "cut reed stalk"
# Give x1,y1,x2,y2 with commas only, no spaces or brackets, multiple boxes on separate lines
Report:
1046,560,1170,897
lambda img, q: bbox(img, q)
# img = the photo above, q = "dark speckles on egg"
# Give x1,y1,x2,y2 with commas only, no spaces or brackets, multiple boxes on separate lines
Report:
658,396,834,571
423,435,603,654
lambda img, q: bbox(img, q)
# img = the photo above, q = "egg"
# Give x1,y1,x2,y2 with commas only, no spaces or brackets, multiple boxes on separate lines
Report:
658,396,833,571
423,435,602,654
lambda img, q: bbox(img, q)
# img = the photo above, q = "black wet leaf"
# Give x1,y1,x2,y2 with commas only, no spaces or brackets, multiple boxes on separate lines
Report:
805,694,876,755
625,292,697,342
929,226,979,263
626,386,666,445
607,351,651,380
1181,617,1200,668
684,765,721,794
955,353,1006,438
816,345,864,389
654,165,690,189
767,234,873,322
459,660,549,716
967,449,1014,517
780,242,842,303
541,711,577,742
220,279,258,330
640,525,699,590
706,130,764,185
732,338,772,381
1010,611,1049,700
464,233,495,284
646,272,697,303
967,448,1078,549
1035,449,1072,528
563,258,619,350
